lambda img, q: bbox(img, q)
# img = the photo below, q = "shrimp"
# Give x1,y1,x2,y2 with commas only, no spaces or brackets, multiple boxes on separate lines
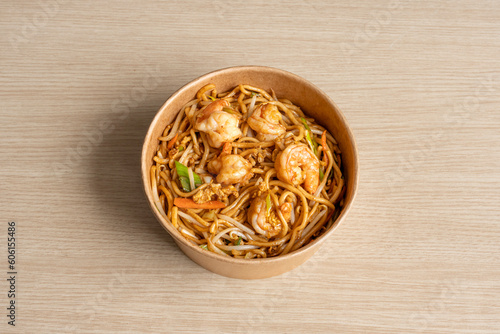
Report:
247,103,286,141
194,99,242,148
208,143,253,185
248,193,292,238
275,143,319,194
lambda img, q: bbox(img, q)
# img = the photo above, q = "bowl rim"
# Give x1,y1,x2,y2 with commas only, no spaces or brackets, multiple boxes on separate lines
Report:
141,65,359,265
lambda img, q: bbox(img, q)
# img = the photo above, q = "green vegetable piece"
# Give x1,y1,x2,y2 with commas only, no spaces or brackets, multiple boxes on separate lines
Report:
175,161,202,192
178,176,191,192
200,244,208,250
301,117,318,154
319,168,325,181
300,117,311,131
265,193,272,216
207,95,216,101
235,236,242,246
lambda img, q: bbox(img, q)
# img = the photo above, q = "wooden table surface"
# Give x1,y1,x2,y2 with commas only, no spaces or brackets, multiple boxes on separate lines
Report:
1,1,499,333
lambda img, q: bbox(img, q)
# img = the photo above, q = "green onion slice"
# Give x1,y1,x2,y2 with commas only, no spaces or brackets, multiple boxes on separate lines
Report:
265,193,272,216
301,117,318,155
175,161,202,192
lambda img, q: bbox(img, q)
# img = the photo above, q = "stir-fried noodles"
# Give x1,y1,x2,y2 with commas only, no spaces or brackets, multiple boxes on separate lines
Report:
151,84,345,258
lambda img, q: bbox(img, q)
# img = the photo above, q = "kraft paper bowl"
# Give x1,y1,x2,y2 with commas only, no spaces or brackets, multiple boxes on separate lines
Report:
141,66,358,279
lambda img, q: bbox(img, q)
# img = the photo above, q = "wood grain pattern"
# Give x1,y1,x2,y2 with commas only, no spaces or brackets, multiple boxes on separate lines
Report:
1,0,499,332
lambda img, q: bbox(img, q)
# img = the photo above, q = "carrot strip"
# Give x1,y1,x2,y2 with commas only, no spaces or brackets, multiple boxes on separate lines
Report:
167,133,179,150
174,198,226,209
221,142,232,155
